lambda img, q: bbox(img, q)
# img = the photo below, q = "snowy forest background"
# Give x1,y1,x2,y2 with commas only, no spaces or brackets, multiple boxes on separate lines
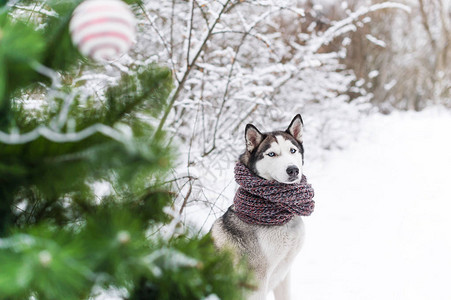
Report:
17,0,450,226
7,0,451,299
124,0,450,230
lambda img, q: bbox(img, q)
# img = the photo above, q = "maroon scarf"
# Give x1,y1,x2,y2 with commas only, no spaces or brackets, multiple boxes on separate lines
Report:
233,162,315,226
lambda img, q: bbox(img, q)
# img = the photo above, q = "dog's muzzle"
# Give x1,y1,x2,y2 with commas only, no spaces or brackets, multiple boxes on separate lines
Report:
286,165,299,182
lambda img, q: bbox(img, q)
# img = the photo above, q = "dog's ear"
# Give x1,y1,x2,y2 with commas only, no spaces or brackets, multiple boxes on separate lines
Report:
286,114,303,144
245,124,264,152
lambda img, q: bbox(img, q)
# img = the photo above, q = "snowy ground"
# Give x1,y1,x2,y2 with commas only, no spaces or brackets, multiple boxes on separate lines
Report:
288,107,451,300
183,107,451,300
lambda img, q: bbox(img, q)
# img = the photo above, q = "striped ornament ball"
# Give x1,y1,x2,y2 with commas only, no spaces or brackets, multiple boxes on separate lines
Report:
69,0,136,62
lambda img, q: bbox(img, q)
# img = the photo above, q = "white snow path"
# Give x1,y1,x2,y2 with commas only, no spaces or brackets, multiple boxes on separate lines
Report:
289,108,451,300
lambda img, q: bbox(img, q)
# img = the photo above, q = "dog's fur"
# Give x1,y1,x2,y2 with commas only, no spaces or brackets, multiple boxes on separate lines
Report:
211,115,306,300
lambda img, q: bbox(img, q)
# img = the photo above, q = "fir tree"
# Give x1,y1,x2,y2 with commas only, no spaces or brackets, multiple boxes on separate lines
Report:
0,1,250,299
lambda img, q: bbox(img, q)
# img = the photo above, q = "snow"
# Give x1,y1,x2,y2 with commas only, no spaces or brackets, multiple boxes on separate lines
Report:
384,79,397,91
202,294,220,300
0,124,126,145
184,107,451,299
287,107,451,300
307,2,410,52
365,34,386,48
368,70,379,78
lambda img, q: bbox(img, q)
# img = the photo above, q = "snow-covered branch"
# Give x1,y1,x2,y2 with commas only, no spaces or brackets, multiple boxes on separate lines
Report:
307,2,410,53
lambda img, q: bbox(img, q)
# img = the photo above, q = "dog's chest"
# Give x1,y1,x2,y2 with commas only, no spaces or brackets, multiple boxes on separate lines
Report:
257,216,305,265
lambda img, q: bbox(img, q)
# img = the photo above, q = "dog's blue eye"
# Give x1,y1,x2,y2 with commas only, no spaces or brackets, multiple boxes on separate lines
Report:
290,148,297,154
267,152,276,157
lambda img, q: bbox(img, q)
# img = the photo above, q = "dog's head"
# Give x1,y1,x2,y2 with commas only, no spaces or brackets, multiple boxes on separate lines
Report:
240,114,304,184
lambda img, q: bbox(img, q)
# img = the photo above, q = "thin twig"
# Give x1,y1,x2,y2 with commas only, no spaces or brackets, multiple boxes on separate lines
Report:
170,0,176,60
138,3,180,83
162,175,198,185
178,181,193,216
418,0,437,50
186,0,196,68
203,9,275,156
231,103,259,134
211,30,275,50
154,0,239,138
194,0,211,28
25,2,38,24
197,178,233,236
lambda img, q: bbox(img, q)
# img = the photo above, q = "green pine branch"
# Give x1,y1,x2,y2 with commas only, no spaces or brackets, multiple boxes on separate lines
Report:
0,218,251,300
0,1,253,299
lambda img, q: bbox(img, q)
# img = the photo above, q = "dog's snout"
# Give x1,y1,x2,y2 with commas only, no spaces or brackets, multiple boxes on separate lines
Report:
286,166,299,177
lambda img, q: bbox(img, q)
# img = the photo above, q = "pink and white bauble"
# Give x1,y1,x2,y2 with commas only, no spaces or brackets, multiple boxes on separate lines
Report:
69,0,136,62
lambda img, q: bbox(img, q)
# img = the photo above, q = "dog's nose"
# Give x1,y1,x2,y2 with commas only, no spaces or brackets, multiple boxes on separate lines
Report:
286,166,299,177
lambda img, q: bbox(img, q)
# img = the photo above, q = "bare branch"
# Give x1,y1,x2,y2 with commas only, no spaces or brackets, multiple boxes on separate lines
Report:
186,0,196,67
138,2,180,83
418,0,437,50
154,0,240,138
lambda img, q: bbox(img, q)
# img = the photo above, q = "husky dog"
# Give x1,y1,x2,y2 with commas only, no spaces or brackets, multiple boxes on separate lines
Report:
211,114,307,300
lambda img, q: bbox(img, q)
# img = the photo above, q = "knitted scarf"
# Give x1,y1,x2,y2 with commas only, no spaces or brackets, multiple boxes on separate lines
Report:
233,162,315,226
